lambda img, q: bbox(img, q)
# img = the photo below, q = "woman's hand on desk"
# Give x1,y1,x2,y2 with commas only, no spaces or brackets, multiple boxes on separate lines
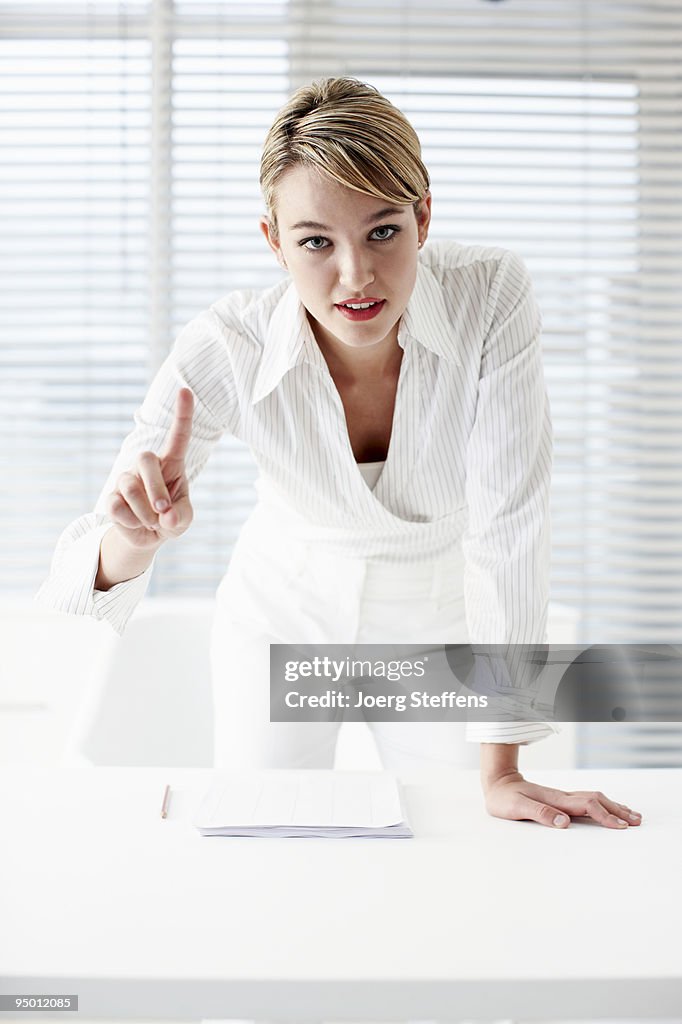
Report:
105,387,195,550
479,744,642,829
483,771,643,830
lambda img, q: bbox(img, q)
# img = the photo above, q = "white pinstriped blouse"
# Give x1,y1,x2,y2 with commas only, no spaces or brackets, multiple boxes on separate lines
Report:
36,240,554,744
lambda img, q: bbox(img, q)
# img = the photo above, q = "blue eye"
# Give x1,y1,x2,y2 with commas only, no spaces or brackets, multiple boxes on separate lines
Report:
298,225,401,252
371,225,399,242
301,236,329,251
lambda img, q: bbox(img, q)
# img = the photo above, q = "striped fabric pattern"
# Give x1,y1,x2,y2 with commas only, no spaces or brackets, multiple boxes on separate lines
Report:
35,240,554,743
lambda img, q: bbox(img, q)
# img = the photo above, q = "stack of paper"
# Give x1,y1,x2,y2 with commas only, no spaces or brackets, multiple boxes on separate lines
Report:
192,770,413,839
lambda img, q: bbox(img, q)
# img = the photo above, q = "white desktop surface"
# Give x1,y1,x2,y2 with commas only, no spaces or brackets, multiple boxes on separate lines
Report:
0,767,680,1021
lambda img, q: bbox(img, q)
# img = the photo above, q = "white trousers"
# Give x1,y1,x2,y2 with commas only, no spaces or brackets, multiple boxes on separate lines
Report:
210,504,477,780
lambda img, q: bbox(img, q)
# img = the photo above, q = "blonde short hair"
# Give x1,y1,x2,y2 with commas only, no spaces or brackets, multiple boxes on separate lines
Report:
260,77,430,241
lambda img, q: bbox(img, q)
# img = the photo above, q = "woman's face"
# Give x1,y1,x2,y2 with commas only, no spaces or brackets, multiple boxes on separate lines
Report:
259,165,431,354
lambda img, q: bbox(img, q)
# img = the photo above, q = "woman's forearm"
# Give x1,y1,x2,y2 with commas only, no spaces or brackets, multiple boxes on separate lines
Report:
94,526,164,592
480,742,521,792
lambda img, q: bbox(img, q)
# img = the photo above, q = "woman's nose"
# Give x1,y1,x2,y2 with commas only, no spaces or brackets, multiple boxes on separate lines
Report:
338,248,375,292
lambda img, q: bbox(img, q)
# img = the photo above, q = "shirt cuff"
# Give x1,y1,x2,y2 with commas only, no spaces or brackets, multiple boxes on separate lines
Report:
90,565,155,635
465,720,561,744
34,521,155,636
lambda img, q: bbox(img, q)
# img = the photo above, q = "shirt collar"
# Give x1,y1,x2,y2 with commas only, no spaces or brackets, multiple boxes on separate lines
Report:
248,279,325,404
397,259,463,366
248,257,462,404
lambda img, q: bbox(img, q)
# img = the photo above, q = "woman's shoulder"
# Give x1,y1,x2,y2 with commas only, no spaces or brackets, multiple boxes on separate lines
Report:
421,238,525,275
209,277,290,344
420,240,534,318
168,278,289,372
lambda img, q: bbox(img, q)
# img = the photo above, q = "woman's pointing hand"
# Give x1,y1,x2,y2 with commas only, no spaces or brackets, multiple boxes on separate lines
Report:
105,388,195,549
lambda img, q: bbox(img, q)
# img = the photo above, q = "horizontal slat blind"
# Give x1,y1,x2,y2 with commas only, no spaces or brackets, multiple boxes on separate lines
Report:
1,2,288,595
3,2,681,765
1,21,154,585
578,724,682,769
155,23,287,590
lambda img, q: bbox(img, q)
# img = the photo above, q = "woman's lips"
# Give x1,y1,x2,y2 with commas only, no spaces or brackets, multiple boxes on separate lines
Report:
335,299,386,322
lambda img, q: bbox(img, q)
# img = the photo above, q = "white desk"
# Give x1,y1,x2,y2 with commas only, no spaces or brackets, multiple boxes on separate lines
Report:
1,768,680,1021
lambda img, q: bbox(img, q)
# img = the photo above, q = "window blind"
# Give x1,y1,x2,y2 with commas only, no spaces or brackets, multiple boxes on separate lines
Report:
3,1,681,762
2,11,153,591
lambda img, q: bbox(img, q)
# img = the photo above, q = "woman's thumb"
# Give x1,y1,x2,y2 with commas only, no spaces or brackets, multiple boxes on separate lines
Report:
159,494,193,533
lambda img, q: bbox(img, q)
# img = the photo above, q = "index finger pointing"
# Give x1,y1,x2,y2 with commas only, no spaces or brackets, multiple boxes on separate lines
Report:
162,387,194,462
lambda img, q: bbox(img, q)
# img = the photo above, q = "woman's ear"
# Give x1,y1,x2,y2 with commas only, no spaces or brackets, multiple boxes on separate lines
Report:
259,216,287,269
416,190,432,247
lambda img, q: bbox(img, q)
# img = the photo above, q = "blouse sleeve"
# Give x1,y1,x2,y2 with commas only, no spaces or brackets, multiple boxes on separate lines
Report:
34,308,239,635
461,250,558,744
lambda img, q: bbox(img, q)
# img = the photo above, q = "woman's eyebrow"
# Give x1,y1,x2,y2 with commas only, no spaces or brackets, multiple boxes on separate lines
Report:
289,206,407,231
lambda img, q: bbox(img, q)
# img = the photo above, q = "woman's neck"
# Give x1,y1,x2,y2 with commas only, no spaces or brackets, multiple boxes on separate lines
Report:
309,314,403,386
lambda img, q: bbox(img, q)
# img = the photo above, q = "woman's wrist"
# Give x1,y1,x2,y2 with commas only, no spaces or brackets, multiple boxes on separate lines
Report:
479,742,522,793
95,524,164,592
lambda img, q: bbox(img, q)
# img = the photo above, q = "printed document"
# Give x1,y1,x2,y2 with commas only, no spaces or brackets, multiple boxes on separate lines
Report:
192,770,413,838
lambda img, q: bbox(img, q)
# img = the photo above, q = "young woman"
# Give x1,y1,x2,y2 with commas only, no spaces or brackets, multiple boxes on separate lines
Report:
38,77,641,831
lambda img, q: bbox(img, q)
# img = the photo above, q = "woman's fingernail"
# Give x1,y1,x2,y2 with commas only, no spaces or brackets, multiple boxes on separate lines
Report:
616,818,629,826
553,815,568,827
155,499,169,512
629,812,641,820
